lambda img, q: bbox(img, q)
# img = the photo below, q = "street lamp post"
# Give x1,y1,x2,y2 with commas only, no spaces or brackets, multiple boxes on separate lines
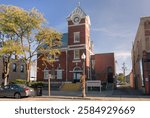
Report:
81,53,86,97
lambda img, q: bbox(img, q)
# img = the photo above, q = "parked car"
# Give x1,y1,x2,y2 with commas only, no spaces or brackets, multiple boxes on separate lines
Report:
0,84,35,99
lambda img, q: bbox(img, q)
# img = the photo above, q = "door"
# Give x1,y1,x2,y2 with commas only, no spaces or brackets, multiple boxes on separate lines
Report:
73,72,81,82
107,67,113,83
73,72,81,80
73,67,82,82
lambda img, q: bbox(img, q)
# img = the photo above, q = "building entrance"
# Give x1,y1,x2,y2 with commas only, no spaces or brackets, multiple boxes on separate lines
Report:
73,67,82,82
107,66,113,83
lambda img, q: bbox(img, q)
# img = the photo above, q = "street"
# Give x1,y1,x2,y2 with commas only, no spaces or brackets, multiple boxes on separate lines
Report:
0,84,150,101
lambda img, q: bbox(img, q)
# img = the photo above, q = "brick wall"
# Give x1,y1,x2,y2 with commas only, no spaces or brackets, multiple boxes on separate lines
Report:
93,53,115,82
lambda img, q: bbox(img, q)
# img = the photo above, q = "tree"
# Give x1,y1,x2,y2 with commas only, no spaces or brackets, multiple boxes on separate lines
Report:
36,27,62,64
0,5,62,82
36,27,62,96
0,36,23,85
117,73,125,84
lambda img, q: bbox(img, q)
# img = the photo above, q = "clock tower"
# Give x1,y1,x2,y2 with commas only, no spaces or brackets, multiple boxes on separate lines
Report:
67,5,93,81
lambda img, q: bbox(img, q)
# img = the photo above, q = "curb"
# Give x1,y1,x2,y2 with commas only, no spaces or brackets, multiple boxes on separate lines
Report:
34,95,103,100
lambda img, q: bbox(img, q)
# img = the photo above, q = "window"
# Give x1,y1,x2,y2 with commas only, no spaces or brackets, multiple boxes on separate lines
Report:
55,55,59,61
74,32,80,43
44,69,49,80
20,65,24,73
146,37,150,50
57,69,62,79
74,50,80,59
51,68,55,79
13,63,17,72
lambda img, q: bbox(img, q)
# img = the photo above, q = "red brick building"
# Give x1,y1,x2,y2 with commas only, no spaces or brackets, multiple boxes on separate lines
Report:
91,53,116,84
37,6,93,82
131,16,150,95
37,6,115,83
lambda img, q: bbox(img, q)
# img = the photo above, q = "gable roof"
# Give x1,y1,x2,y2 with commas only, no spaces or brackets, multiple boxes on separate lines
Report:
67,6,87,20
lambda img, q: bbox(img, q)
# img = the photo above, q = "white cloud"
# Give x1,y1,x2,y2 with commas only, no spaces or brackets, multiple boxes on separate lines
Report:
92,27,133,39
115,51,131,65
115,51,131,59
115,51,131,75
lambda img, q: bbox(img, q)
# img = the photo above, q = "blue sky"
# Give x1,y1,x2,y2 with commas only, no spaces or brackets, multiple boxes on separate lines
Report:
1,0,150,74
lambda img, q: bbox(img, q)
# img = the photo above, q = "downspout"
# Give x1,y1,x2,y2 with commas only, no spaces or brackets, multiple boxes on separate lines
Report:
66,49,68,82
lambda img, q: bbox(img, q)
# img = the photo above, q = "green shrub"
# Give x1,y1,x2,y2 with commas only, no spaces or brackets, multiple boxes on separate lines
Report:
10,79,27,85
30,82,43,88
10,79,43,88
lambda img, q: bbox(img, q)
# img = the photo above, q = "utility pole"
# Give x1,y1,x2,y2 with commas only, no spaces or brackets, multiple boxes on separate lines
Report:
122,62,127,83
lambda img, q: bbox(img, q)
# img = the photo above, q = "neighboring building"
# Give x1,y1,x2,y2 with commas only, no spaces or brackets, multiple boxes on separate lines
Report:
9,60,27,81
37,6,115,83
130,71,134,88
0,58,3,84
131,16,150,95
91,53,116,84
0,42,3,84
0,57,37,84
0,59,27,84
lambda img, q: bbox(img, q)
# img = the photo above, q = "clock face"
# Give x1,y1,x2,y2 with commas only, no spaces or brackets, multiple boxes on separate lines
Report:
73,16,80,23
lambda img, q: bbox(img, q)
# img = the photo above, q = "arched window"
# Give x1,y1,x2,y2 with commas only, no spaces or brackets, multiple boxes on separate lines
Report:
13,63,17,72
20,65,24,73
73,67,82,72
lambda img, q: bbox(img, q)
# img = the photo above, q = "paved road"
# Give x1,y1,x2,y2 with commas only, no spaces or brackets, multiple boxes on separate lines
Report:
0,84,150,101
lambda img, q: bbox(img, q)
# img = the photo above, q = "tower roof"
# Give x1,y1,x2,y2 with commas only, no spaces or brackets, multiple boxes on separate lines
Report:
67,6,87,20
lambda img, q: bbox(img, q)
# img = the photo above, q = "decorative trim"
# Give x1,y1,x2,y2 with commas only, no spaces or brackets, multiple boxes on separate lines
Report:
68,23,86,27
68,44,85,48
68,22,90,29
67,6,87,21
72,60,81,63
69,70,83,73
68,47,85,51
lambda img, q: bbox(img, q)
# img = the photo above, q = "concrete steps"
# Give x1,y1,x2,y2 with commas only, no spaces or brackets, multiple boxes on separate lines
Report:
61,83,81,91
